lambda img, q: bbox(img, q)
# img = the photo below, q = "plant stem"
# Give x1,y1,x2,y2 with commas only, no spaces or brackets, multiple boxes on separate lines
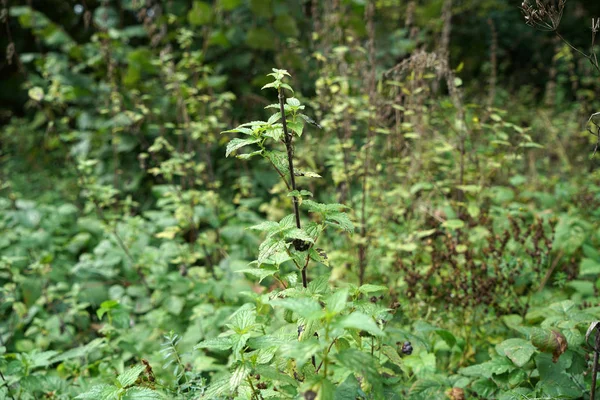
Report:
358,0,377,286
278,86,307,288
591,330,600,400
246,375,261,400
0,370,16,400
539,249,563,292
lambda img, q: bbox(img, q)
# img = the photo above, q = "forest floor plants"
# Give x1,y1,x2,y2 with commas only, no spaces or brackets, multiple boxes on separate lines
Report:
194,68,420,399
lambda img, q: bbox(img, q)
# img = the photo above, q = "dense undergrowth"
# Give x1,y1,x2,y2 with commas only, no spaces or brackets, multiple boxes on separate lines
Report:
2,0,600,399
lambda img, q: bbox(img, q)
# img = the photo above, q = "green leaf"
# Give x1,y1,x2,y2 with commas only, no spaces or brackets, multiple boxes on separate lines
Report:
325,212,354,233
222,126,254,135
50,338,105,363
219,0,242,10
403,352,437,377
535,353,581,398
271,297,323,320
335,312,384,336
258,238,286,264
553,215,589,255
435,329,457,348
335,349,379,386
459,356,514,379
188,1,213,25
267,112,281,124
296,170,322,178
274,15,299,37
230,363,250,391
117,364,146,387
249,0,272,17
28,86,44,101
246,28,276,50
122,388,163,400
285,228,314,243
280,83,294,93
442,219,464,230
75,384,120,399
237,265,278,282
358,284,389,294
326,288,349,314
335,375,363,400
470,379,497,398
227,309,257,334
287,120,304,136
580,258,600,276
255,365,298,386
286,97,301,107
496,338,536,367
409,378,447,398
381,345,403,367
248,220,279,233
288,190,313,198
530,328,568,362
225,138,260,157
195,337,233,351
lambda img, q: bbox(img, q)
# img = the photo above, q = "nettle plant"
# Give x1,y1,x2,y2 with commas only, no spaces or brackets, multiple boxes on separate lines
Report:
193,69,413,399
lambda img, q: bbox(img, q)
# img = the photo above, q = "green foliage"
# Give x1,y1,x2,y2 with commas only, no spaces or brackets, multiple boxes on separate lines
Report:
2,0,600,399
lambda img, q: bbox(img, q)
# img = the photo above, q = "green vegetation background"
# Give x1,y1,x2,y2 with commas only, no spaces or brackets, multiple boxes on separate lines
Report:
2,0,600,399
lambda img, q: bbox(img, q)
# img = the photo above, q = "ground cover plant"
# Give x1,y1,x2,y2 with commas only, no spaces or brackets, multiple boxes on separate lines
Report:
2,0,600,399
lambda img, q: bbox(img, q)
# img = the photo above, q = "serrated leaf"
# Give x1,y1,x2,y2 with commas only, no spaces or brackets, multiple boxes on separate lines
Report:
325,212,354,233
268,112,281,124
117,364,146,387
203,376,231,398
271,297,323,320
358,284,389,294
261,82,278,90
255,365,298,386
496,338,536,367
75,384,120,399
248,221,279,233
286,97,301,107
195,337,233,351
280,83,294,93
336,312,383,336
335,349,379,387
296,170,321,178
381,345,403,367
122,387,163,399
237,150,263,160
299,114,322,129
50,338,105,363
326,289,349,314
580,258,600,276
409,378,447,397
237,266,278,282
230,363,250,391
459,357,514,379
264,151,290,175
227,309,257,334
226,138,260,157
285,228,314,243
287,120,304,136
222,126,253,135
258,238,287,264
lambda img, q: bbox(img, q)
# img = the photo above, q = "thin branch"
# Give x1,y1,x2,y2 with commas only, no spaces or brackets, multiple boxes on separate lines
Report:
278,86,307,288
0,369,16,400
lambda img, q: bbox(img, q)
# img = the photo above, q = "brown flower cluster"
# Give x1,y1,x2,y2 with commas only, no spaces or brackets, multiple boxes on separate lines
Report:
399,214,555,314
521,0,566,31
